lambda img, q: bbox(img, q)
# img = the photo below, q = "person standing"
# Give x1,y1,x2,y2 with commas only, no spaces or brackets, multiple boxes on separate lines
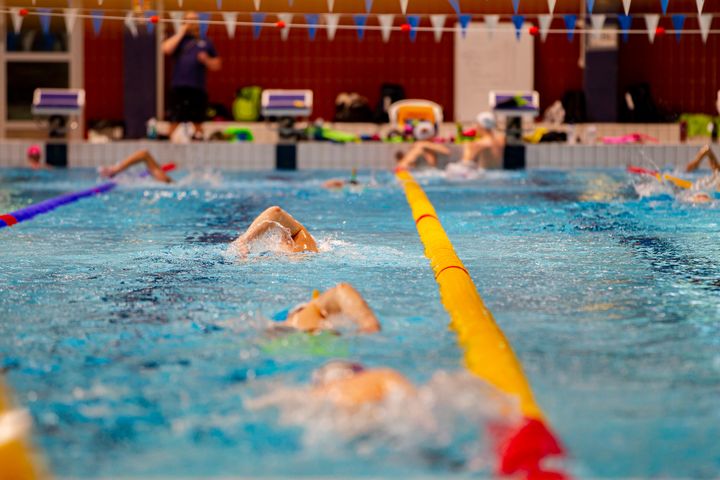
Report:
162,11,222,140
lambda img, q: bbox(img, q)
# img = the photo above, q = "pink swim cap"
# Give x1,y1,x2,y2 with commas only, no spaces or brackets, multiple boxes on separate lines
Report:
27,145,41,157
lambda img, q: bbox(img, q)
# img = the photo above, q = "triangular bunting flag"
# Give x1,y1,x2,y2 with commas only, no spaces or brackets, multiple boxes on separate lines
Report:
430,14,446,42
305,14,319,40
251,13,266,39
378,14,394,42
538,14,552,42
38,8,52,35
547,0,556,14
222,12,238,38
644,14,660,42
512,0,520,14
459,14,472,38
622,0,632,15
325,14,340,40
9,8,24,34
144,10,157,34
407,15,420,42
618,14,632,42
563,14,577,42
399,0,408,14
278,13,293,41
511,14,524,40
671,14,685,42
365,0,373,12
484,14,499,39
698,13,712,43
696,0,704,14
590,14,606,40
660,0,669,15
447,0,461,15
587,0,595,13
254,0,261,10
64,8,78,35
91,10,104,36
327,0,334,11
177,0,183,7
124,11,138,37
170,11,184,32
216,0,221,9
288,0,293,5
353,14,368,40
198,12,210,39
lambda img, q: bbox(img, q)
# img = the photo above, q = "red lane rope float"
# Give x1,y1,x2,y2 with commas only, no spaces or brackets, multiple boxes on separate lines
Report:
0,163,175,230
396,169,568,479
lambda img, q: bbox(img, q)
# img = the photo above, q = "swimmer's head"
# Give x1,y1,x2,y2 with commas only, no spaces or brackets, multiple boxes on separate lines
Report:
312,360,365,387
690,192,712,203
475,112,496,132
394,150,405,163
183,11,200,36
26,145,41,162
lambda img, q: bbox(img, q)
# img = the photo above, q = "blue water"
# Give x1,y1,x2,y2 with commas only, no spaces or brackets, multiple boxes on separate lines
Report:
1,167,719,478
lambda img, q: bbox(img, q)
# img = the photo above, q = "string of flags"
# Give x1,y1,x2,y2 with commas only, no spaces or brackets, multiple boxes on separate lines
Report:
3,6,717,45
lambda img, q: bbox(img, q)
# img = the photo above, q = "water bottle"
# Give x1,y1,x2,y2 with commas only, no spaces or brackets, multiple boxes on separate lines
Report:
147,118,158,139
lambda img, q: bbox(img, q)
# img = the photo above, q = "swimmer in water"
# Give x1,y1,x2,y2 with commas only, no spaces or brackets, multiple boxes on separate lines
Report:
26,145,49,170
685,144,720,174
231,206,318,255
274,283,380,334
311,361,415,408
460,112,505,169
99,149,173,183
395,141,451,170
683,145,718,203
322,168,361,189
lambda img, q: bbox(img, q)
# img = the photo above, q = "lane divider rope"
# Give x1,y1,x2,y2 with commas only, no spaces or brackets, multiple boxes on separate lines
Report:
395,169,567,479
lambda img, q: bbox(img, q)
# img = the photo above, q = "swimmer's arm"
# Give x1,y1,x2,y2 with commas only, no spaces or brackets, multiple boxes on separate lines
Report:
101,149,172,183
420,142,451,156
317,283,380,333
397,144,424,169
687,145,720,173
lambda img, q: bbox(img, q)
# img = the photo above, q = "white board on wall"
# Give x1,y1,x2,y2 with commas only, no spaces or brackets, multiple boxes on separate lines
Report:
454,22,534,122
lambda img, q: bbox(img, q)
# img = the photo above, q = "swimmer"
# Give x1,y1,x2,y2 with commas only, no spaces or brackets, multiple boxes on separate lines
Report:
311,361,415,408
395,141,451,170
683,145,718,203
99,149,173,183
685,144,720,174
231,206,318,255
460,112,505,168
26,145,48,170
322,168,361,189
275,283,380,334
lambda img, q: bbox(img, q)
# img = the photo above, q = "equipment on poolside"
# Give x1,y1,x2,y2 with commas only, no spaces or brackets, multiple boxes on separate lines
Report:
233,86,262,122
261,89,313,141
388,99,443,141
0,164,175,230
489,90,539,145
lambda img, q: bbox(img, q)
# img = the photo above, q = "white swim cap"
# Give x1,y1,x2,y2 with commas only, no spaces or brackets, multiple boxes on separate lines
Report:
413,121,436,141
476,112,496,130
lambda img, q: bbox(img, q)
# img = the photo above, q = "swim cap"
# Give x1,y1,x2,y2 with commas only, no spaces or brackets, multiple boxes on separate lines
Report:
312,360,364,386
26,145,41,158
413,121,436,141
475,112,496,131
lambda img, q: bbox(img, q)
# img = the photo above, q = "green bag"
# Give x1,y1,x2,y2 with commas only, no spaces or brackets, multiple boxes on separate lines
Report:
233,86,262,121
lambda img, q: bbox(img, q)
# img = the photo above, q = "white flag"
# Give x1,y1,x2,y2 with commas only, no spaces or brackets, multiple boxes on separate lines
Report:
278,13,293,41
253,0,261,10
64,8,78,35
547,0,556,14
169,11,184,33
327,0,334,11
622,0,632,15
590,14,606,40
696,0,704,14
399,0,408,15
325,13,340,40
222,12,237,38
178,0,183,8
378,14,394,42
484,14,499,38
124,11,138,37
9,8,24,34
644,14,660,43
698,13,712,43
430,14,446,42
538,14,552,41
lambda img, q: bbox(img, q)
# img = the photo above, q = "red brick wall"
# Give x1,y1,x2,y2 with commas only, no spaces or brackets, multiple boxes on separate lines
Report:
83,19,124,123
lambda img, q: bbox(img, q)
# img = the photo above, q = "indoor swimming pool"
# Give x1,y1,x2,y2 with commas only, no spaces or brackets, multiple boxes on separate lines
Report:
1,168,719,478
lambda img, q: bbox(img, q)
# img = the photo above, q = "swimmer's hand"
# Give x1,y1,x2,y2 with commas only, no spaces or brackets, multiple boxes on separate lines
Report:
230,239,250,257
98,165,118,178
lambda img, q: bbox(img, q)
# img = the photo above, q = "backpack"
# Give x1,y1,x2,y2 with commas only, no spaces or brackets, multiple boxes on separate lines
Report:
334,93,374,122
233,86,262,121
374,83,405,123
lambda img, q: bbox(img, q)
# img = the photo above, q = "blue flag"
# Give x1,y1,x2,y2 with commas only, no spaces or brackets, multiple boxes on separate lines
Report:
587,0,595,13
512,0,520,14
447,0,461,15
618,14,632,42
563,14,577,42
199,12,210,39
305,14,319,41
365,0,373,12
671,14,685,42
353,14,368,40
91,10,104,36
407,15,420,42
660,0,669,15
144,11,156,34
251,13,266,39
38,8,51,35
512,15,524,39
459,14,472,38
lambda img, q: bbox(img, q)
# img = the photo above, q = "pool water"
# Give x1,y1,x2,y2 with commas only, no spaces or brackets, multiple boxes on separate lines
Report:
1,168,719,478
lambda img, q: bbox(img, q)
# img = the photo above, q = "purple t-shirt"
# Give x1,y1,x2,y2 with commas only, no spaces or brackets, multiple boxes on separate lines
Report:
171,35,217,91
